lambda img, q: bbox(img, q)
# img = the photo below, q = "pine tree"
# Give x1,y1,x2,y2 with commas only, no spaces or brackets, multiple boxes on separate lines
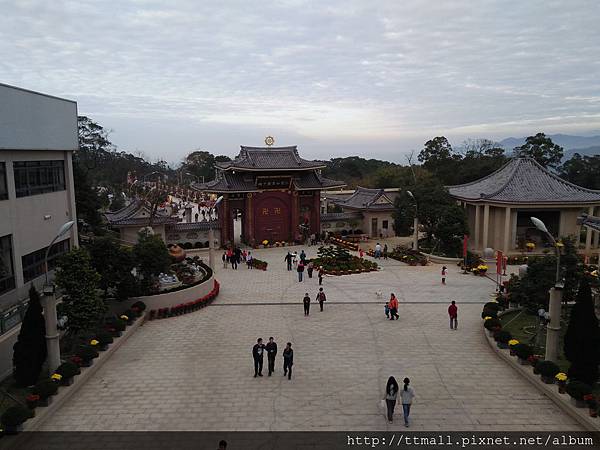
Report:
564,279,600,385
13,285,47,387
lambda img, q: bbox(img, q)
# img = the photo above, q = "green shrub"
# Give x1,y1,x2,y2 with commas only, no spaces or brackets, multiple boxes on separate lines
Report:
94,330,114,346
1,406,33,427
483,318,502,331
131,301,147,312
33,379,59,398
76,345,99,361
493,330,512,344
481,308,498,319
55,361,81,379
565,380,592,400
483,302,501,312
107,317,126,332
536,360,560,378
512,343,534,360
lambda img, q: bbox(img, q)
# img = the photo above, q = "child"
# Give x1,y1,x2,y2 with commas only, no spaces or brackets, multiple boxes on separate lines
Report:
384,302,390,318
441,266,448,285
359,248,364,259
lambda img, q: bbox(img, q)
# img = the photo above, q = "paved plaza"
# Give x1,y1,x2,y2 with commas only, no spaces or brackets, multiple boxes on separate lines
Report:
41,245,582,431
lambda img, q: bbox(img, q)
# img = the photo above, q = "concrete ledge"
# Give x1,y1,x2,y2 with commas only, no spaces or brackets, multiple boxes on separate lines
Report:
484,316,600,432
421,252,462,264
22,314,145,432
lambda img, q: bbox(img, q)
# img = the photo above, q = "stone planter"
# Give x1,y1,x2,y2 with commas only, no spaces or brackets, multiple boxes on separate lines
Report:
541,375,555,384
496,342,509,349
570,398,586,408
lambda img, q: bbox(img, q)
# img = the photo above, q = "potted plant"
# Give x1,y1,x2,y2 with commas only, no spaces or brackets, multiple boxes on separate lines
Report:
76,345,99,367
536,360,560,383
483,317,502,335
512,343,533,364
121,309,135,324
555,372,567,393
508,339,520,356
481,308,498,319
25,393,40,409
1,406,33,434
94,330,114,351
493,330,512,349
131,301,147,316
32,379,59,406
55,361,81,386
565,380,592,408
584,394,597,417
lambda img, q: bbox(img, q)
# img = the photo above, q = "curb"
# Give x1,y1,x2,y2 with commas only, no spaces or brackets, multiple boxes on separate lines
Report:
484,314,600,432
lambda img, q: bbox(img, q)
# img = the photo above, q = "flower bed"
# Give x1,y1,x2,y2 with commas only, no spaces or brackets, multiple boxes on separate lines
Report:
251,258,268,270
149,279,220,320
330,236,359,252
312,245,377,275
369,246,428,266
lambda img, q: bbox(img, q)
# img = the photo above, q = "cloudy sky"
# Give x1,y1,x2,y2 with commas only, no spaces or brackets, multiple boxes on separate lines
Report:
2,0,599,164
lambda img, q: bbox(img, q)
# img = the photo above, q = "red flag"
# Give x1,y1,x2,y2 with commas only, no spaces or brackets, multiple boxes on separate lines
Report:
496,251,503,274
462,235,468,257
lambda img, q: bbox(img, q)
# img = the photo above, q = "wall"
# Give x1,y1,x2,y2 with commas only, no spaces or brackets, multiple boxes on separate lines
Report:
362,211,395,238
0,325,19,379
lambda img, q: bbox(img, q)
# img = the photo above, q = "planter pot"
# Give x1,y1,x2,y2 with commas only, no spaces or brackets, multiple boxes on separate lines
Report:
4,424,23,435
571,398,586,408
496,342,509,349
99,344,109,351
110,330,122,338
60,377,75,386
38,396,53,407
541,375,555,384
589,408,598,418
26,400,38,409
80,359,94,368
558,382,566,394
517,358,529,365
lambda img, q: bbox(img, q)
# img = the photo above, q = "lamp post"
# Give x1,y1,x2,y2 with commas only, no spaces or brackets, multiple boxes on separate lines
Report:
43,220,75,373
530,216,563,363
208,196,224,270
406,190,419,251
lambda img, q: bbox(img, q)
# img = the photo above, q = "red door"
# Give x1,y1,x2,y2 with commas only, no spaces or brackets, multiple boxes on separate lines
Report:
254,195,290,242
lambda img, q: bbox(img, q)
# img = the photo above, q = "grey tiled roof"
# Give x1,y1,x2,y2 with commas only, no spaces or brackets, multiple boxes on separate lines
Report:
216,146,326,171
109,216,179,226
104,199,177,226
331,186,395,211
169,220,220,231
293,172,345,190
321,212,363,221
578,214,600,232
447,158,600,204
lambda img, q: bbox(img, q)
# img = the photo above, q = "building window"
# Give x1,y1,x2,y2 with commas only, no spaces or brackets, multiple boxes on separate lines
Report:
0,235,15,295
22,239,70,283
0,163,7,201
382,220,389,229
13,160,65,198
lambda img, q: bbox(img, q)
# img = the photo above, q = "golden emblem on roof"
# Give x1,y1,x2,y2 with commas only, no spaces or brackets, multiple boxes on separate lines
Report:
264,136,275,147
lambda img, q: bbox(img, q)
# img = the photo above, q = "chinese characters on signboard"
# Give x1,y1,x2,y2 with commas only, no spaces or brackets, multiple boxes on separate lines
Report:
261,207,283,216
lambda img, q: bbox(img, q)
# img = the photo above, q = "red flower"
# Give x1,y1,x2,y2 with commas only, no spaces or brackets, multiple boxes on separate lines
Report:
583,394,594,401
70,356,83,366
26,394,40,402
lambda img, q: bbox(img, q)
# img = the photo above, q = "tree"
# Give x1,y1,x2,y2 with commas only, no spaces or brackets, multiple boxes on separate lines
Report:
54,248,105,335
133,231,171,292
513,133,564,169
109,194,126,211
73,161,102,229
181,151,217,183
417,136,463,183
558,153,600,190
88,236,139,301
12,285,47,387
564,279,600,385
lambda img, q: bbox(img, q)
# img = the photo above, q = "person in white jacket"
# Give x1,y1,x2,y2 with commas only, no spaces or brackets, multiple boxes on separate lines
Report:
400,377,416,427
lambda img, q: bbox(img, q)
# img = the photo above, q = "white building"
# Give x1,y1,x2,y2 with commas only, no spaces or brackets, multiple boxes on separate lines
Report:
0,83,78,314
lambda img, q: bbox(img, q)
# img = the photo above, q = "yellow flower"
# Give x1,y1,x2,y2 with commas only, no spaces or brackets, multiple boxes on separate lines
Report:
90,339,99,346
483,316,492,321
555,372,567,382
508,339,519,346
526,242,535,249
51,373,62,381
555,242,564,248
591,270,598,277
120,315,129,321
262,240,269,245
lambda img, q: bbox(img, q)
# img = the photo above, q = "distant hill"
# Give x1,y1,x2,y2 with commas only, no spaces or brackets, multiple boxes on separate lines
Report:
499,134,600,160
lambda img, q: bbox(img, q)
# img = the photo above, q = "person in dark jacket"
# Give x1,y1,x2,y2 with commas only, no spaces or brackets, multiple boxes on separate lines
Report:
265,337,278,376
448,300,458,329
300,250,306,263
303,293,311,316
285,252,293,271
318,267,324,285
384,376,399,423
316,287,326,312
252,338,266,377
297,260,305,282
283,342,293,380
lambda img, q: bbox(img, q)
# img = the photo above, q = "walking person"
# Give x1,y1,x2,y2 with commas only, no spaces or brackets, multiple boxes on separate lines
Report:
389,293,399,320
400,378,416,427
375,242,382,259
300,250,306,264
383,244,388,260
230,248,238,270
318,267,324,285
384,376,399,423
448,300,458,330
307,261,314,279
246,251,253,269
222,252,228,269
303,292,311,316
266,337,278,376
297,260,305,282
285,252,293,271
252,338,266,377
359,248,364,259
441,266,448,284
283,342,293,380
316,287,326,312
384,302,390,319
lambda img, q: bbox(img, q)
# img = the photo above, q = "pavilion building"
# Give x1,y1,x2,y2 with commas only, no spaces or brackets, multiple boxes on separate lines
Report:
191,146,345,246
448,157,600,255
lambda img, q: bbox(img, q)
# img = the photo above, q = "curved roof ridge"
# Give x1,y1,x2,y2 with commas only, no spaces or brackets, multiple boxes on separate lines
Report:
527,157,600,194
480,158,525,200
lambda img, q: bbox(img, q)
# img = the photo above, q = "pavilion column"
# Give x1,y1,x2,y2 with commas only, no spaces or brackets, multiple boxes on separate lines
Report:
222,195,230,245
291,191,299,242
503,206,511,254
585,206,594,253
313,192,321,236
482,204,490,250
474,204,481,250
246,193,254,245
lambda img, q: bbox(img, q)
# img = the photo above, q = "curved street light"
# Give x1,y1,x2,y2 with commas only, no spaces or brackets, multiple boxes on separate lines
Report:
44,221,75,287
406,190,419,251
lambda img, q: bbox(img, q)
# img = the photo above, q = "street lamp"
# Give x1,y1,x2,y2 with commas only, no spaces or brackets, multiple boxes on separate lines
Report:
530,216,562,363
43,220,75,373
406,190,419,251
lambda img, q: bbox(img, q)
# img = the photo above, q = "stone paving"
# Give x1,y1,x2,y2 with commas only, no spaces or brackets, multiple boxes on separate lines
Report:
41,245,582,431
